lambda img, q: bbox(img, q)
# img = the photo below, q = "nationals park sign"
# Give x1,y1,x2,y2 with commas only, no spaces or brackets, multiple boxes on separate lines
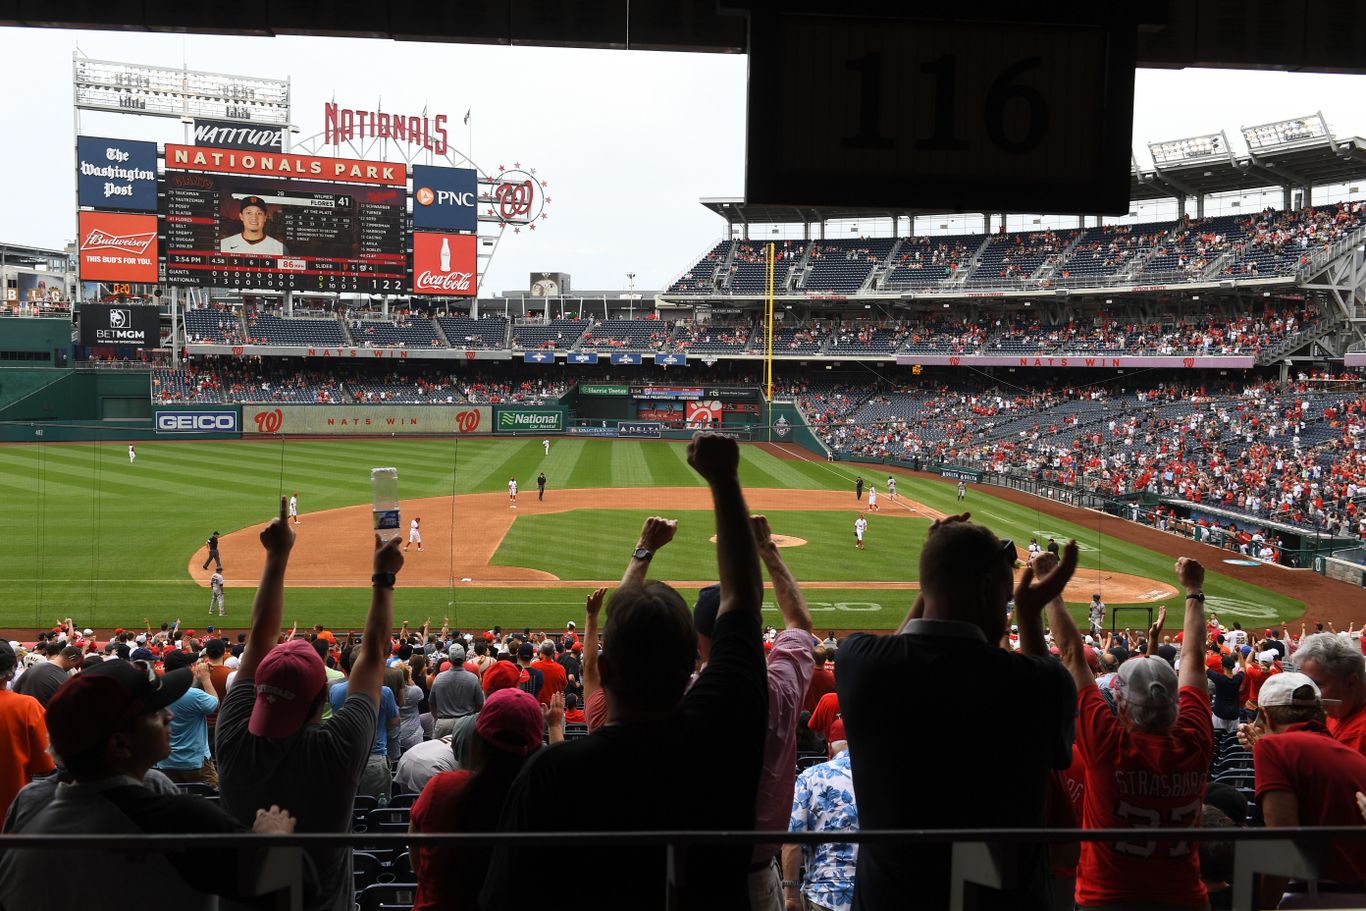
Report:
243,405,490,436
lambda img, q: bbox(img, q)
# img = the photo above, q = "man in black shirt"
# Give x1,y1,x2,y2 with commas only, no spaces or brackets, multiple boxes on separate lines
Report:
0,660,299,911
482,433,767,911
837,515,1079,911
14,644,82,707
202,530,223,572
537,471,547,500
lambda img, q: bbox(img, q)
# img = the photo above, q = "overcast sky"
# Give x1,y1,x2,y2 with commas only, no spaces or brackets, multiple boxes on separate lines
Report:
1,26,1365,293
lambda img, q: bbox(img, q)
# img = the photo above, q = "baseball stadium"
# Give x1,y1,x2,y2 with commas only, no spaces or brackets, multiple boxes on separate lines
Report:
4,8,1366,911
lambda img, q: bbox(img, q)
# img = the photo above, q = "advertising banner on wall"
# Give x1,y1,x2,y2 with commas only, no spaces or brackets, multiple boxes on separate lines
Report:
630,386,705,401
618,422,663,438
566,352,599,365
193,119,285,151
411,165,478,232
655,353,688,367
610,352,643,365
79,303,159,348
895,354,1258,369
77,211,159,282
242,404,490,435
410,232,477,297
685,400,725,426
494,407,565,434
76,136,159,211
155,410,240,434
579,384,630,396
166,144,406,187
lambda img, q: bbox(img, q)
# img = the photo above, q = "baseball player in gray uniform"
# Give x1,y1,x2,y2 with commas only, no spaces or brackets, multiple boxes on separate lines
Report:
209,571,225,616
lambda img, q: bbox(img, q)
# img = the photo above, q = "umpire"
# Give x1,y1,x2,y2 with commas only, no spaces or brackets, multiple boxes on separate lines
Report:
537,472,547,501
202,530,223,572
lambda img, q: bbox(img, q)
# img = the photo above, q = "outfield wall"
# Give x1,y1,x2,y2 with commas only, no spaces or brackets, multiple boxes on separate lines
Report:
0,367,155,442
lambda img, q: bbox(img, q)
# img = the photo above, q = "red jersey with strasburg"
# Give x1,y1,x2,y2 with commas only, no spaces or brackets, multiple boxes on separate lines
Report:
1075,684,1214,908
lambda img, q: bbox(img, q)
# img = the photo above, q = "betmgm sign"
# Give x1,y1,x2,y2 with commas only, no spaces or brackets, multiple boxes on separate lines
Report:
79,303,159,348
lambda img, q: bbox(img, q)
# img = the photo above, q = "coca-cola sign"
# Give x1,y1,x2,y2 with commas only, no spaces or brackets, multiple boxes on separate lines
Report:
410,232,477,297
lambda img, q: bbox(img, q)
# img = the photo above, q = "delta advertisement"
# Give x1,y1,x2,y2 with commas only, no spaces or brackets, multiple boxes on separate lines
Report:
618,421,663,438
77,211,159,283
79,303,159,348
494,407,565,434
76,136,159,211
242,404,490,435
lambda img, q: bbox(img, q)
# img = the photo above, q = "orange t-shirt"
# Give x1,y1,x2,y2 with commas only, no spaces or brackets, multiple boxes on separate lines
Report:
0,689,55,816
530,659,567,706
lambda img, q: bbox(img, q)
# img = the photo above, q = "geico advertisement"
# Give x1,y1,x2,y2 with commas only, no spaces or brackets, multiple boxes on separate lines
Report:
155,410,239,434
243,405,490,435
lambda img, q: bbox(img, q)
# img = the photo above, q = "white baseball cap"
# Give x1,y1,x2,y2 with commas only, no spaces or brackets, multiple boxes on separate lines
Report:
1258,672,1338,708
82,628,93,636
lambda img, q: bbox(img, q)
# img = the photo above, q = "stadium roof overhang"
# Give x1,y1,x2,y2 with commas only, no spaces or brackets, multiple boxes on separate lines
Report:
0,241,68,269
704,140,1366,225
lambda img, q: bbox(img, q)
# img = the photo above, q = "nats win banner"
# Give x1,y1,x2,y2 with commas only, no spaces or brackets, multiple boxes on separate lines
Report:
243,404,490,435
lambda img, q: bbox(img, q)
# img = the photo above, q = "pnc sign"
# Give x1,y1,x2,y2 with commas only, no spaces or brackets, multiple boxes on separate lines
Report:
412,164,478,232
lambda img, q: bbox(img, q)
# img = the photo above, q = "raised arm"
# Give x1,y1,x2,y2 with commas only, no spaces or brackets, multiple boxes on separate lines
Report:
619,516,677,589
1146,606,1168,656
753,515,812,634
1175,557,1208,691
1015,543,1079,658
580,587,606,705
687,433,761,622
238,497,296,680
1046,585,1094,692
346,536,405,706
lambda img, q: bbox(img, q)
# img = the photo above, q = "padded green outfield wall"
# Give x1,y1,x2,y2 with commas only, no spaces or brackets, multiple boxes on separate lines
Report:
0,368,154,442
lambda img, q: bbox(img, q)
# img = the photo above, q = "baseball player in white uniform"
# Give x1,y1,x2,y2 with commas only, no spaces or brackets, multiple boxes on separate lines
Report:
209,571,225,616
542,439,550,456
957,480,966,501
288,493,300,525
854,515,868,549
128,445,136,464
886,475,896,500
509,477,518,509
1027,539,1042,561
406,517,423,552
867,486,879,512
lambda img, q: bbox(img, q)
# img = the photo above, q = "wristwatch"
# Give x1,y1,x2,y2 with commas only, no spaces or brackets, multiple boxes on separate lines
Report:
1186,591,1205,603
632,547,653,562
371,572,397,589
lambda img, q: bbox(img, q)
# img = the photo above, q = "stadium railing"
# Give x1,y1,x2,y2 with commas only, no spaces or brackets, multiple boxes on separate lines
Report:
6,826,1359,911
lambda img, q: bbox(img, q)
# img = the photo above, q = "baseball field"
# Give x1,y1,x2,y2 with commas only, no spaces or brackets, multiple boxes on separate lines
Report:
0,436,1325,635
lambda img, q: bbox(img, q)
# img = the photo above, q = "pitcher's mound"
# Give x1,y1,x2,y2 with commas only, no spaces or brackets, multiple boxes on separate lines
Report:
710,533,806,548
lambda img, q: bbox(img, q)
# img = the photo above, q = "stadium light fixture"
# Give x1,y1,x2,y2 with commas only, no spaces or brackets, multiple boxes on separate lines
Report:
1149,132,1232,168
1241,114,1329,151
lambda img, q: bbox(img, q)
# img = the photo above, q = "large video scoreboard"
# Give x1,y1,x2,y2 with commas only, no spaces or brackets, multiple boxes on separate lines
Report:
161,145,408,292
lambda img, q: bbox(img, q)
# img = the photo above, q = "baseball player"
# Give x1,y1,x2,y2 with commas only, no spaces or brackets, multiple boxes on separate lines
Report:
854,514,868,550
509,477,518,509
886,475,897,500
1027,538,1042,561
1088,594,1106,638
202,531,223,572
209,571,225,617
405,517,423,552
542,439,550,456
867,485,879,512
128,444,136,464
957,480,966,501
288,492,300,525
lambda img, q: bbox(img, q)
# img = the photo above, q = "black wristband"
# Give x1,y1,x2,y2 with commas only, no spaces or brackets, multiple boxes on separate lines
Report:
371,572,396,589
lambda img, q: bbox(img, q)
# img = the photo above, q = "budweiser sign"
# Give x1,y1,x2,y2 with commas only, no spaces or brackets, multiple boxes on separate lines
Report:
411,233,477,297
82,228,156,255
77,212,159,283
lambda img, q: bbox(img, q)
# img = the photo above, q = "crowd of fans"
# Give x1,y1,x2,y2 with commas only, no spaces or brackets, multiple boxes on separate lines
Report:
2,441,1364,911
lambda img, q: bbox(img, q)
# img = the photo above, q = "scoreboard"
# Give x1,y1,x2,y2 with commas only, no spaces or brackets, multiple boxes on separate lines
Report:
162,172,407,292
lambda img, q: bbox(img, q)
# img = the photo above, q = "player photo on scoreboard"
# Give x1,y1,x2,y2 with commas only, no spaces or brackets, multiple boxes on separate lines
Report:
221,194,289,256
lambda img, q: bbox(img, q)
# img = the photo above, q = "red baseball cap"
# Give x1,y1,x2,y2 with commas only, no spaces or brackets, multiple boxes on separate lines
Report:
248,639,327,738
481,660,521,695
475,688,544,756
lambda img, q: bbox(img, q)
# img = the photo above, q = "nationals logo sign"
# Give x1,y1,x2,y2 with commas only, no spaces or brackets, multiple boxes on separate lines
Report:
686,400,724,426
77,211,159,282
411,232,477,297
255,408,284,433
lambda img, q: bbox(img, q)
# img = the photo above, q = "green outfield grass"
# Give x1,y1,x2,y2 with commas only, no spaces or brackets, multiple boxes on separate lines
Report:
0,437,1304,632
494,508,927,581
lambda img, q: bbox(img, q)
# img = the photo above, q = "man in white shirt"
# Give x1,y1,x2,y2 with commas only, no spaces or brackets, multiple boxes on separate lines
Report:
508,477,518,509
220,195,288,256
854,515,867,550
542,439,550,455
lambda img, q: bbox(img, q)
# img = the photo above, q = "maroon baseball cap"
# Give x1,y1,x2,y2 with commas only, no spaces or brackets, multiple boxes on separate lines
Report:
248,639,327,738
481,660,521,695
46,660,192,762
475,688,544,756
